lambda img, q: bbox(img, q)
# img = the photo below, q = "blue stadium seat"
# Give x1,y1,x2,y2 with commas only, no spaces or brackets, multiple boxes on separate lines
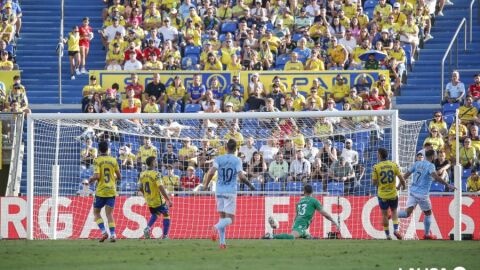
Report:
285,182,303,192
444,115,455,125
311,181,323,192
402,44,413,71
257,129,271,138
181,55,199,70
221,22,238,33
265,22,274,31
242,118,259,128
300,128,314,137
327,181,344,196
121,181,138,194
462,169,471,191
364,0,378,9
185,104,202,113
292,33,303,42
265,182,282,192
184,45,201,56
335,103,344,111
352,142,365,152
219,33,226,42
195,168,204,180
335,142,345,151
430,181,445,192
313,142,324,148
241,128,257,137
364,8,374,18
275,54,290,67
443,103,460,115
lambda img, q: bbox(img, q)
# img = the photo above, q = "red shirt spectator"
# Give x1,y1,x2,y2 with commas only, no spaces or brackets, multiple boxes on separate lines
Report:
468,74,480,101
181,167,201,190
143,40,161,60
125,74,144,100
124,44,144,62
79,18,93,48
367,88,385,110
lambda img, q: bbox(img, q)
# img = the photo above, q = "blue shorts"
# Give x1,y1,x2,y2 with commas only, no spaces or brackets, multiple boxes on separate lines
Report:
93,196,116,209
377,196,398,210
149,204,169,216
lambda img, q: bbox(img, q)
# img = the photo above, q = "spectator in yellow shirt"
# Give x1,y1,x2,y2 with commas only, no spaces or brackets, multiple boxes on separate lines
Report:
0,51,13,70
374,0,392,19
467,169,480,192
330,75,350,103
178,137,198,169
82,75,103,97
166,76,186,113
327,37,348,69
203,52,223,70
284,52,304,71
63,26,80,80
305,49,325,71
288,84,306,111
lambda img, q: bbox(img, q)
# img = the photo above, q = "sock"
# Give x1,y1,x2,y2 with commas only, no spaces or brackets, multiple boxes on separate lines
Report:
273,233,295,240
384,226,390,237
424,215,432,236
214,218,232,230
108,222,116,236
398,210,408,218
393,219,399,232
219,227,226,245
147,214,158,228
96,218,106,234
163,217,171,236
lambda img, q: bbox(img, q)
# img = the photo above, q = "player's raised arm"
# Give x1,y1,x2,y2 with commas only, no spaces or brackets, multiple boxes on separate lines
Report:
430,171,455,190
203,166,217,190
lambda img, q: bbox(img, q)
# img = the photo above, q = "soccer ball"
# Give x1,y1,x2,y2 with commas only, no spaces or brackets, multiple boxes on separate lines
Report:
268,216,279,229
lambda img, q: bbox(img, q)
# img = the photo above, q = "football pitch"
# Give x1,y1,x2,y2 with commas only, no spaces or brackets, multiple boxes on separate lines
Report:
0,239,476,270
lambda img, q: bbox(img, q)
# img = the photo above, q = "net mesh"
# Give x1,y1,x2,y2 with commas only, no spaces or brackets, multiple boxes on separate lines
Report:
28,112,424,239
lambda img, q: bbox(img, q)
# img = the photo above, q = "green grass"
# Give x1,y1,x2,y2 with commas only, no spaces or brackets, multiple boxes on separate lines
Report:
0,239,477,270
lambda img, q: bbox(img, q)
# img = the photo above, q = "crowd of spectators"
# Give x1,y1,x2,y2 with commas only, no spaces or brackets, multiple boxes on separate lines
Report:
420,72,480,192
93,0,443,91
0,1,29,115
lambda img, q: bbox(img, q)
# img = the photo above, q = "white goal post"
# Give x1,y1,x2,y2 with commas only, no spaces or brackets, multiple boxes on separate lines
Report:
24,110,443,240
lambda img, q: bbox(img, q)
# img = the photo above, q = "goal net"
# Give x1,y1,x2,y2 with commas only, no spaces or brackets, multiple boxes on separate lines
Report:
26,111,423,240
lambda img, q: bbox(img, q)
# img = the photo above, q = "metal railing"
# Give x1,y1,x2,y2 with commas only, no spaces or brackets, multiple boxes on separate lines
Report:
470,0,476,42
440,18,467,99
57,0,65,104
2,113,24,196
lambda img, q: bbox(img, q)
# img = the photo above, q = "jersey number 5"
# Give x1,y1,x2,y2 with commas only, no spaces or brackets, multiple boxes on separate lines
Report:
103,168,111,183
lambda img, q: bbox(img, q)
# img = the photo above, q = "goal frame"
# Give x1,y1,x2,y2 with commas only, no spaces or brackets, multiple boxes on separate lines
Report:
26,110,401,240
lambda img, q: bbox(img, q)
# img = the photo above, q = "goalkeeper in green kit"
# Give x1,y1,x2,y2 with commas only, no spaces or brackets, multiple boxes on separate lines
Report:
263,184,339,239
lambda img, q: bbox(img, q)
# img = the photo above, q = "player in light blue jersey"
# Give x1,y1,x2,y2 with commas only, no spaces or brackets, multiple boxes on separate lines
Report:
204,139,255,249
399,150,454,239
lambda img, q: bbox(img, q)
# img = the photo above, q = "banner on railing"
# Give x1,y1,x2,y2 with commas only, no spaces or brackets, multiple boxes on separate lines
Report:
88,70,389,99
88,70,238,95
0,70,21,94
1,195,478,239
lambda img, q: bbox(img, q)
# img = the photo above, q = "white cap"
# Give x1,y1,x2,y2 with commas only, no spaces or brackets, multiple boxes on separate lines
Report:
393,2,400,8
345,139,353,144
225,102,234,107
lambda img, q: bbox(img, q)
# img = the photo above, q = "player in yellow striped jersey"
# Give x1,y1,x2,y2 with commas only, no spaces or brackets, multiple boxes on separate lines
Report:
372,147,406,240
139,156,173,239
89,141,121,242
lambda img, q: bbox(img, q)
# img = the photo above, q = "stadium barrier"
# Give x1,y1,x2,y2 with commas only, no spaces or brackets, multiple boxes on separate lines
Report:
88,70,390,99
2,195,478,240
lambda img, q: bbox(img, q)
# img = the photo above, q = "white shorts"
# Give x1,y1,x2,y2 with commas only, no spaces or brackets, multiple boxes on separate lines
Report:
406,192,432,211
216,194,237,215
